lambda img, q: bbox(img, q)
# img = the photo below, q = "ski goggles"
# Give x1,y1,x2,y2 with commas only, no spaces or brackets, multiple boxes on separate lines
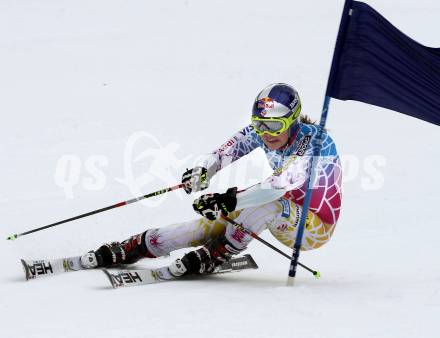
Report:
251,109,301,136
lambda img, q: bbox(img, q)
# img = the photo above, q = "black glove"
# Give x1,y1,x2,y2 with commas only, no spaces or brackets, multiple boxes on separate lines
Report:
181,167,210,194
192,187,237,221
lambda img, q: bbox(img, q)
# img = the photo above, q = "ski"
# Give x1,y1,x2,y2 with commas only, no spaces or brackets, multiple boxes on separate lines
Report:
20,254,258,285
21,256,83,280
103,254,259,288
20,253,173,281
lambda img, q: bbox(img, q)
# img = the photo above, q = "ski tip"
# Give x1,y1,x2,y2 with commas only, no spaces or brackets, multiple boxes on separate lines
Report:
7,234,18,241
20,259,31,281
102,269,118,289
314,270,321,279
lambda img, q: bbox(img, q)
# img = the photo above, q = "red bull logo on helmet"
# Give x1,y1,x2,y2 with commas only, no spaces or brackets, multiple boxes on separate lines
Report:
257,97,274,110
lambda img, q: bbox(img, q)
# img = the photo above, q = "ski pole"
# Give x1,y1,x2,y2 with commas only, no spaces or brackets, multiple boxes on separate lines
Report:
7,184,184,241
222,215,320,278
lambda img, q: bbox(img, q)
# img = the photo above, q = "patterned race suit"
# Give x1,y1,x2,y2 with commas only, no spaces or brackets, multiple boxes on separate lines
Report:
143,122,342,257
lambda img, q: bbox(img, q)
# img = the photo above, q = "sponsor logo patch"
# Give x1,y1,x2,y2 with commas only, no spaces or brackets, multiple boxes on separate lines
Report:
240,125,254,136
148,231,161,248
279,198,290,218
219,137,236,153
231,229,246,243
294,135,311,156
289,97,299,109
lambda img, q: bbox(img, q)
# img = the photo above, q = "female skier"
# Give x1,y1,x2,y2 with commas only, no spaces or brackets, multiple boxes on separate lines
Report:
80,83,342,278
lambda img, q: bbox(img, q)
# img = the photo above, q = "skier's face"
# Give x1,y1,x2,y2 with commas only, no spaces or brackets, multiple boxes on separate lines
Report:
261,130,289,150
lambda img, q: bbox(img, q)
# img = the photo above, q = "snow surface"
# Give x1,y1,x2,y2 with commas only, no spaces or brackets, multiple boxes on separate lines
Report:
1,0,439,337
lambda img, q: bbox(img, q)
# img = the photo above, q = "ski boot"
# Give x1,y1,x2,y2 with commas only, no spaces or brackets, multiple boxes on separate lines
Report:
168,234,242,277
80,231,155,269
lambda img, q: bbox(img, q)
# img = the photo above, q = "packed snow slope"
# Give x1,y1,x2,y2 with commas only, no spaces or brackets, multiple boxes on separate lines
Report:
1,1,439,337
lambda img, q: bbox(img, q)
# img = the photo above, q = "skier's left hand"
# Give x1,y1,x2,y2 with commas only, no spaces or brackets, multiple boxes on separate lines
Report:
192,187,238,220
182,167,210,194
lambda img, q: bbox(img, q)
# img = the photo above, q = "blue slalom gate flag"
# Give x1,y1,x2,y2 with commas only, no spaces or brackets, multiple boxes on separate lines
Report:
288,0,439,285
326,1,440,126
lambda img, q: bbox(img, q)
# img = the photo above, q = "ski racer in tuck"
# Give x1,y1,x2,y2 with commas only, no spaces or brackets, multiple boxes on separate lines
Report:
81,83,342,278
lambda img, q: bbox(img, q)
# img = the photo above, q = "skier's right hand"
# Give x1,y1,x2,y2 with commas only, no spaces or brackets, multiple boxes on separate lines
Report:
181,166,210,194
